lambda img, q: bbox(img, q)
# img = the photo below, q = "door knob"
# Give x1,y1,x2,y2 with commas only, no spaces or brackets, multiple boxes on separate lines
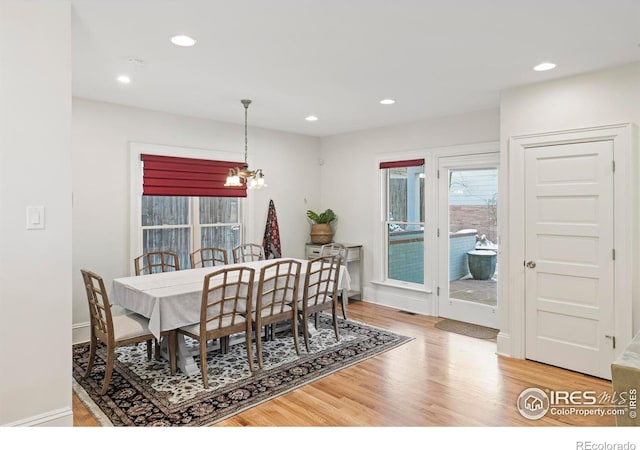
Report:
526,261,536,269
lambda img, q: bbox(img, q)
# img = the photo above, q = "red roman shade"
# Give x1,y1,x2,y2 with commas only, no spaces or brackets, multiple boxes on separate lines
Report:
379,158,424,169
141,154,247,198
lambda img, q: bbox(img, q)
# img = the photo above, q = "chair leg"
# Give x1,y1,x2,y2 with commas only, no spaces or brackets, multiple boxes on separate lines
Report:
84,336,97,379
292,316,300,356
101,346,115,395
222,336,229,353
270,323,275,340
314,312,319,329
302,313,310,353
200,337,209,389
340,291,348,320
169,330,177,375
245,323,255,372
255,322,264,369
154,338,161,360
332,303,340,341
146,339,152,360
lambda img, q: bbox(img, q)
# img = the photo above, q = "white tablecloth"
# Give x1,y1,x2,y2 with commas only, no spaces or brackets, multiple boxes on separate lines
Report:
112,258,350,339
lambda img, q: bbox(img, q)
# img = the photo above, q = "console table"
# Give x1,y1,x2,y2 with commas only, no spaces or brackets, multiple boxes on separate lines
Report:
305,243,363,301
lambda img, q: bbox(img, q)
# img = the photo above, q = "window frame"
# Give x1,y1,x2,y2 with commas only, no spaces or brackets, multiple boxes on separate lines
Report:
381,161,427,288
130,142,248,275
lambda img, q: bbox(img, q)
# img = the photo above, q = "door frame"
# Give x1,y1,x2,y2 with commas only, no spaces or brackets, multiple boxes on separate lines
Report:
437,153,500,328
503,124,635,360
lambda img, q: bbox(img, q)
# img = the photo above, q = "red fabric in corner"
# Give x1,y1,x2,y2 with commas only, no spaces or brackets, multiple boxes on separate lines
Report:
262,200,282,259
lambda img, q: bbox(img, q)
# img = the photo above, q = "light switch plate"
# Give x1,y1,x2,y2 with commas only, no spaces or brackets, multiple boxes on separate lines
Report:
26,205,45,230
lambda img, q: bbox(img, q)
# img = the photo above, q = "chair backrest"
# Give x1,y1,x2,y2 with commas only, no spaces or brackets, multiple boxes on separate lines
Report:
200,266,255,332
302,255,340,310
81,269,114,343
320,243,347,265
134,251,180,275
233,244,265,263
255,259,301,318
190,247,229,268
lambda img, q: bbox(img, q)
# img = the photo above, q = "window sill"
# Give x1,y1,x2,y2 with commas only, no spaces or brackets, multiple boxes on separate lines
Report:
370,279,432,294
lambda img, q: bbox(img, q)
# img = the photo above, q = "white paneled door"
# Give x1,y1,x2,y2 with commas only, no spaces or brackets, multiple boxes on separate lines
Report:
525,140,615,379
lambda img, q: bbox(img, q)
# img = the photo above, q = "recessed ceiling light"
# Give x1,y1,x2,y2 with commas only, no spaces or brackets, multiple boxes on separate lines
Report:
380,99,396,105
533,62,556,72
170,35,196,47
305,115,319,122
117,75,131,84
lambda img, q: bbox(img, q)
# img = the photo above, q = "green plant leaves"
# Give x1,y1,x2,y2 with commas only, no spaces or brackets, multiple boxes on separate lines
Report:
306,208,336,224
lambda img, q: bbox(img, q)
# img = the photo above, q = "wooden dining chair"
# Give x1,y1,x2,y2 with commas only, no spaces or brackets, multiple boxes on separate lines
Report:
134,251,180,275
232,243,265,263
190,247,229,268
253,259,302,369
133,251,181,359
319,243,348,319
319,243,347,261
81,269,156,395
174,266,256,388
298,255,341,353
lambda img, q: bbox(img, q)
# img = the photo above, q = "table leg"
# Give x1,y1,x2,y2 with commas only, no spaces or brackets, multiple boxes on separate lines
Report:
159,334,203,376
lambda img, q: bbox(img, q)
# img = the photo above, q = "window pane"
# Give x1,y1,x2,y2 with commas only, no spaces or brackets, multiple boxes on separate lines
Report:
386,164,425,284
201,225,240,256
387,227,424,283
199,197,239,224
142,196,189,226
449,168,498,242
388,167,424,222
143,228,191,270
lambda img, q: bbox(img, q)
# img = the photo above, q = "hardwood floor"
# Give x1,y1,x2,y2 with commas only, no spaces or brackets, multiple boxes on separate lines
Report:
73,300,616,427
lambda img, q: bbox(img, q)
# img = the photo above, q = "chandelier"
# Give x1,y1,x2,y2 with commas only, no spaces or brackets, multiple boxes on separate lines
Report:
224,99,267,189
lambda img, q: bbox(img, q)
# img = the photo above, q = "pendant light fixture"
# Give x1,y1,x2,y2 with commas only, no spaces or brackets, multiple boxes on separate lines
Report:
224,99,266,189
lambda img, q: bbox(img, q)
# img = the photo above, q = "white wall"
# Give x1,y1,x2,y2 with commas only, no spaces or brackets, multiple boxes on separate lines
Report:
319,109,500,313
498,62,640,357
71,99,321,341
0,1,73,426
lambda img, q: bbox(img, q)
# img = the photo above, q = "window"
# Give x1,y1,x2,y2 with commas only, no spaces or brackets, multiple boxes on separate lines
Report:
381,159,425,284
130,144,245,273
141,196,240,269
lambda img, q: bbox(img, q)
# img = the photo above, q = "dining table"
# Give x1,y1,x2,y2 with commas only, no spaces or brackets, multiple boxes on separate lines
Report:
112,257,351,375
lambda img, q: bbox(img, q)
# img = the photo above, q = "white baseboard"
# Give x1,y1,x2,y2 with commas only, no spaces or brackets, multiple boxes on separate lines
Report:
496,331,512,357
363,284,436,316
72,321,90,345
3,407,73,427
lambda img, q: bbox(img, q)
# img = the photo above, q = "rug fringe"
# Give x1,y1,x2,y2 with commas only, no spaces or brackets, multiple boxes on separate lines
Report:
72,379,114,427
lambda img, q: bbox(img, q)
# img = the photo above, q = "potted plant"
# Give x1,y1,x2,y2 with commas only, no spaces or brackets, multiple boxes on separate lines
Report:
306,208,336,244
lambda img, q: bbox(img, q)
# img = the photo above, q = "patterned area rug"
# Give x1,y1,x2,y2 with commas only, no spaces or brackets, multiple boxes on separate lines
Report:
435,319,498,339
72,314,412,426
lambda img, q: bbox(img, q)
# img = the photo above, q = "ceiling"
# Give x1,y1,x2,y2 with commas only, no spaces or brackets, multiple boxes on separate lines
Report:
71,0,640,137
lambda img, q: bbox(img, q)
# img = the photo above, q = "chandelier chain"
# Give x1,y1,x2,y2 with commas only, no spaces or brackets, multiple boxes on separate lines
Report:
225,99,266,189
244,102,248,164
